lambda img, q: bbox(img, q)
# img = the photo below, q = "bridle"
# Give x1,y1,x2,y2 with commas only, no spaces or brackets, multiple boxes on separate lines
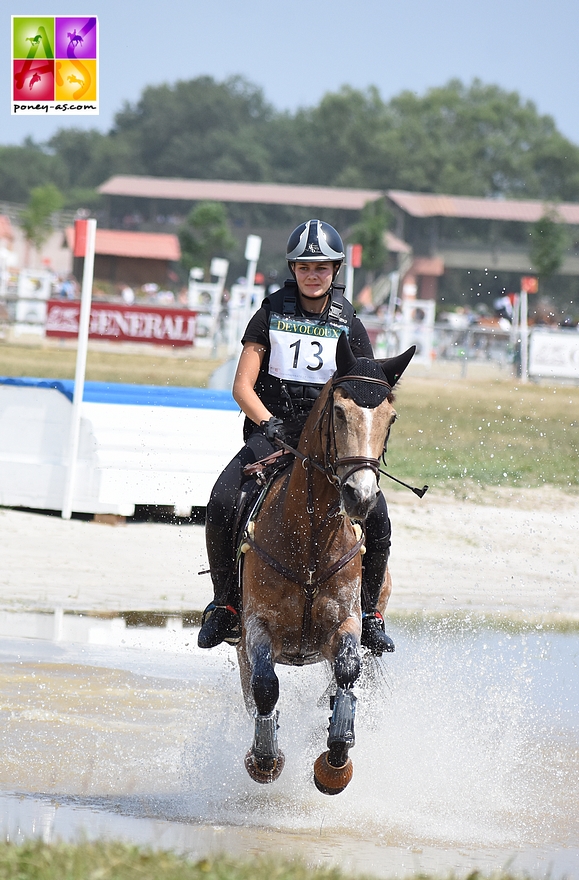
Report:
321,373,394,488
276,372,428,499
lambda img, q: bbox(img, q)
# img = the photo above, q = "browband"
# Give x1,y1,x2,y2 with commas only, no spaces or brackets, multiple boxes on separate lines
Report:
332,374,392,393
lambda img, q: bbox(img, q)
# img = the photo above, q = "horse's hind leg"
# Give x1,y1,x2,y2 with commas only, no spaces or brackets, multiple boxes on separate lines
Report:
243,631,285,784
314,631,360,795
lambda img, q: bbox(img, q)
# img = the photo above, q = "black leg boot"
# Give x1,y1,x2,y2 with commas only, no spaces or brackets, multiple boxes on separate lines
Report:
199,442,267,650
197,567,241,648
198,489,241,649
360,533,395,656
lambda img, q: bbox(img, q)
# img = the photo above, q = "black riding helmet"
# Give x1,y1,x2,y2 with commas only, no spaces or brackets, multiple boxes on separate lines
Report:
286,220,345,280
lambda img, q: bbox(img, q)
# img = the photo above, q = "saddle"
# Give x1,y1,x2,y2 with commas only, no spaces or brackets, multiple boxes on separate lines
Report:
232,449,293,566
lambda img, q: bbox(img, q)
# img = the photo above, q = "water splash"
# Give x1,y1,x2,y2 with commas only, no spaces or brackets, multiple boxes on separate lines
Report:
174,623,578,852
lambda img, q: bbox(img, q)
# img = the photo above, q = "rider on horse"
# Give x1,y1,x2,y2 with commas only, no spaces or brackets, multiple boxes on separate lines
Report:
198,219,395,656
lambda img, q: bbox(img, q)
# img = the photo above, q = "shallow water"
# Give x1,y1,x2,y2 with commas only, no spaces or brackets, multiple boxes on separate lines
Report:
0,616,577,879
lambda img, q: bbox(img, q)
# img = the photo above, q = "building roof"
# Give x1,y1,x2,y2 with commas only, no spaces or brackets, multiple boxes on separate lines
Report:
98,175,579,226
387,190,579,224
98,175,383,211
66,227,180,261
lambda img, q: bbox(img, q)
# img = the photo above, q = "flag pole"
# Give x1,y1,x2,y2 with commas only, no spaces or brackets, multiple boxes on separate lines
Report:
61,218,96,520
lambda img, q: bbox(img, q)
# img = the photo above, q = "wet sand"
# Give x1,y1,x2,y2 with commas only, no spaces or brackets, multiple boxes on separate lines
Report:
1,486,578,623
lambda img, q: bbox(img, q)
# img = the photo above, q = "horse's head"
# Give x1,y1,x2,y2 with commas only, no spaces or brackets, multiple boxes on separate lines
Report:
328,333,415,520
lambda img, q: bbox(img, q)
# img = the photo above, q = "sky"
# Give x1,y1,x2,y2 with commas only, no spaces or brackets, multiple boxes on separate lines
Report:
3,0,579,149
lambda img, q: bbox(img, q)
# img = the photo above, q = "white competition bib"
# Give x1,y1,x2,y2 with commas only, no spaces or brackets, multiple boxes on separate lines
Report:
268,312,347,385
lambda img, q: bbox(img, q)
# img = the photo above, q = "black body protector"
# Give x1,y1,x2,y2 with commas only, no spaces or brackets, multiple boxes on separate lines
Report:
244,280,355,441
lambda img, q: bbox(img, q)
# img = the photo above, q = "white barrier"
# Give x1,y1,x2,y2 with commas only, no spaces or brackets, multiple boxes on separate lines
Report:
0,381,243,516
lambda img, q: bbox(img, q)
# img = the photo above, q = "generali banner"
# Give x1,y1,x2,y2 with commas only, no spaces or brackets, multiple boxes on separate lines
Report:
46,301,197,346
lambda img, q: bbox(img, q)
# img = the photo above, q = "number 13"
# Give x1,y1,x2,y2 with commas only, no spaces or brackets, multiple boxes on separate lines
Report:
289,338,324,371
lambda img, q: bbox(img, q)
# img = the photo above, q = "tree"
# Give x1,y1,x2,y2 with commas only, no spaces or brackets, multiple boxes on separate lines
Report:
383,80,579,200
270,79,579,199
178,201,236,277
20,183,64,259
0,140,67,203
112,75,273,181
47,127,137,190
529,206,569,279
5,74,579,217
265,85,392,188
349,198,391,277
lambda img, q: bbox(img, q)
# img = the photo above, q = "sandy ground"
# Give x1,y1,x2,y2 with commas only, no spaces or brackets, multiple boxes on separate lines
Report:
1,485,578,624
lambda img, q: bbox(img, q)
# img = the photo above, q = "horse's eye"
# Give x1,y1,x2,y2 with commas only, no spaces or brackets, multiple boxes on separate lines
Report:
334,405,347,423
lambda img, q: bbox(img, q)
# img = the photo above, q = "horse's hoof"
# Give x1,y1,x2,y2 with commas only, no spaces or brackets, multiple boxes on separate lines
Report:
244,749,285,784
313,751,353,795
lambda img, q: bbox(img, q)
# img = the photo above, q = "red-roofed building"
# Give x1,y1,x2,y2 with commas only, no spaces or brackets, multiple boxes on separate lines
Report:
94,175,579,304
65,227,181,286
387,190,579,225
386,189,579,304
98,175,382,212
386,189,579,278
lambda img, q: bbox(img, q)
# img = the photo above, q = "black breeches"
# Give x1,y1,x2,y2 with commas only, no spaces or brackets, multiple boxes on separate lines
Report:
205,432,275,575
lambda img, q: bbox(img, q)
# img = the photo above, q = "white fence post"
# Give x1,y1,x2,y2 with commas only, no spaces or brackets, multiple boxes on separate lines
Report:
61,218,96,520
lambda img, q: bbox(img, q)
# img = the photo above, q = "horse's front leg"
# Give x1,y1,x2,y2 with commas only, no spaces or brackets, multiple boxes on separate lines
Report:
315,624,361,795
242,616,285,784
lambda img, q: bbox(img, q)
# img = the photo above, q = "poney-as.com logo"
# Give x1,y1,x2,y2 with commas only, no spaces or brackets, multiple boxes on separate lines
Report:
12,15,98,115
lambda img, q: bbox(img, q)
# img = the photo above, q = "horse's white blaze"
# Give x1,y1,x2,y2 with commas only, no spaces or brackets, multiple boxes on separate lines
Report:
348,408,377,500
333,394,395,517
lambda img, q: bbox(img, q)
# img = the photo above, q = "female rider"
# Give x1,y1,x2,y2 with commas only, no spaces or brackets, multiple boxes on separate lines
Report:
198,219,395,656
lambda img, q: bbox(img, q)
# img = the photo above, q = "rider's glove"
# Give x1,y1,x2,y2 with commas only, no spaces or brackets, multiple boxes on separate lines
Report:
260,416,286,445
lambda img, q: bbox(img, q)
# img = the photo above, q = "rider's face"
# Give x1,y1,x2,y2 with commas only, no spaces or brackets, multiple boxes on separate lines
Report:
293,261,334,304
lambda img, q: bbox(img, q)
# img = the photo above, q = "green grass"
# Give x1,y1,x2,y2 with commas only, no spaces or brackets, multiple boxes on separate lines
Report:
387,374,579,491
0,342,224,388
0,841,536,880
2,343,578,491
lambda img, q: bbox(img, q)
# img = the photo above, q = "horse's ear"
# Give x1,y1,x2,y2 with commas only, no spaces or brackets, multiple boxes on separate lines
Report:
377,345,416,387
335,331,358,376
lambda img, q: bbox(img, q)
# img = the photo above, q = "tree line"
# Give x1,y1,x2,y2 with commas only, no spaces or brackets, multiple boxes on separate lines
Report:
2,75,579,209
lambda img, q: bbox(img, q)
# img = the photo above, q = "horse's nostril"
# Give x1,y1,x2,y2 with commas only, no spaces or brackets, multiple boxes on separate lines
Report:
342,483,359,504
342,480,377,518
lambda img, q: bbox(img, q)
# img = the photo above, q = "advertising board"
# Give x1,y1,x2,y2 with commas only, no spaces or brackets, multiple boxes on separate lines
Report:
46,301,197,346
529,328,579,380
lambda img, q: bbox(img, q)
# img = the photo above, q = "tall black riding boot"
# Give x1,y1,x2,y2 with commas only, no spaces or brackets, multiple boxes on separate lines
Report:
198,488,241,649
197,566,241,648
360,532,395,656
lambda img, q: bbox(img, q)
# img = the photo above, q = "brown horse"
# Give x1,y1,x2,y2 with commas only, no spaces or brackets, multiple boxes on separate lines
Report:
236,333,416,794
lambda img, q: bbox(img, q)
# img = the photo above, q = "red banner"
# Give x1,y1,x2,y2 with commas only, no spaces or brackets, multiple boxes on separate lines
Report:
46,301,198,346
